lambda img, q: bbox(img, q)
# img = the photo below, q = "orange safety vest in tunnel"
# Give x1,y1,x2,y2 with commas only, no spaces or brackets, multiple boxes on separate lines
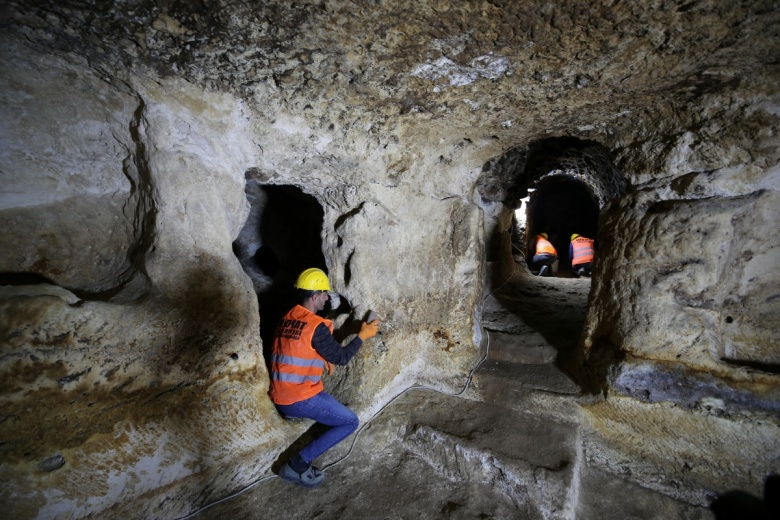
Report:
269,305,334,405
535,235,557,256
571,236,595,266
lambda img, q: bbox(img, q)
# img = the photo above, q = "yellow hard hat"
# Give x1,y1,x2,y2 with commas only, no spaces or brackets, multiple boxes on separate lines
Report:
571,233,580,241
294,268,331,291
539,232,548,239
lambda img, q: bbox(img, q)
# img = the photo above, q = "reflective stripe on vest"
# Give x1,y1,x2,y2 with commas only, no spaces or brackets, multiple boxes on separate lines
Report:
272,372,322,384
571,237,595,266
268,305,334,405
270,353,325,384
272,354,326,369
535,236,557,256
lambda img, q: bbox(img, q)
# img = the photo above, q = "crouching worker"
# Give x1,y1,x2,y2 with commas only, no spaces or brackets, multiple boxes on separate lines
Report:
532,232,558,276
569,234,595,277
269,267,380,487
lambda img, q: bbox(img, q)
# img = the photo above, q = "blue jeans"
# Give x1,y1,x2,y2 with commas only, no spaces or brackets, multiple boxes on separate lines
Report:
532,253,557,268
276,391,359,464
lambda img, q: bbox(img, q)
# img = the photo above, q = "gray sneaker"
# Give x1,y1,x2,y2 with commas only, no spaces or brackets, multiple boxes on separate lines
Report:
278,462,325,488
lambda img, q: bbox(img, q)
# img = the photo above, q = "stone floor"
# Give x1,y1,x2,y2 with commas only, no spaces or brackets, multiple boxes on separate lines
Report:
186,269,714,520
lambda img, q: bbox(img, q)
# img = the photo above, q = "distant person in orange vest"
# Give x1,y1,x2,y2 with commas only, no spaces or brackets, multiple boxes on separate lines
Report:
269,268,379,487
532,232,557,276
570,233,595,277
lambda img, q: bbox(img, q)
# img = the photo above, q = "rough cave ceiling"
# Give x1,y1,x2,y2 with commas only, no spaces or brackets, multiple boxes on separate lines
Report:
6,0,778,158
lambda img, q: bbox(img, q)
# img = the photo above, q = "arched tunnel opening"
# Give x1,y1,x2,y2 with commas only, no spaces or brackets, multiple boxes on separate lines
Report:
232,177,330,370
480,136,626,381
500,136,626,280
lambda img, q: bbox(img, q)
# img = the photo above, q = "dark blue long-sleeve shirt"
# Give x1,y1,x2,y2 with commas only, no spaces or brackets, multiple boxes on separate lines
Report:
311,323,362,365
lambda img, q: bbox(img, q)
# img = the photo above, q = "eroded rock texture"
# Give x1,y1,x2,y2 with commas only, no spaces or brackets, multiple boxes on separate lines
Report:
1,0,778,518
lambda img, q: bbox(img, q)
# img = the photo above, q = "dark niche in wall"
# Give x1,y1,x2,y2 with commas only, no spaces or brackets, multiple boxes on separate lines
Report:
233,181,328,369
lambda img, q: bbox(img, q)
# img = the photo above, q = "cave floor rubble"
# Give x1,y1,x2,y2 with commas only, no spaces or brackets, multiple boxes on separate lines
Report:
193,273,712,520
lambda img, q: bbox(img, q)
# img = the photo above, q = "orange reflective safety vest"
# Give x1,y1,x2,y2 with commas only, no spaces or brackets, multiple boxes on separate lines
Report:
571,236,595,266
535,235,557,256
269,305,334,405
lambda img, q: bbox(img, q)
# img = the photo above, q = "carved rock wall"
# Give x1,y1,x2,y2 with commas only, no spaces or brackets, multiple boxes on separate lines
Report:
1,0,779,518
0,29,484,519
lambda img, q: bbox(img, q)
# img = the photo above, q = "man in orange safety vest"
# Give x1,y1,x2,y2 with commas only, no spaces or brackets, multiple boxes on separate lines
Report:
269,268,379,487
532,232,558,276
569,233,595,277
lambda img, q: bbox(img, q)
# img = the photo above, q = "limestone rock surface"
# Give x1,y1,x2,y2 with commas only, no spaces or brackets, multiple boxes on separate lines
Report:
1,1,779,518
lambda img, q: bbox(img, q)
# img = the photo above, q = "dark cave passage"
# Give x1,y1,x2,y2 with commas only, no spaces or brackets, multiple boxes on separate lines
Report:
525,176,600,277
478,136,627,388
492,136,625,279
232,180,329,370
3,0,778,517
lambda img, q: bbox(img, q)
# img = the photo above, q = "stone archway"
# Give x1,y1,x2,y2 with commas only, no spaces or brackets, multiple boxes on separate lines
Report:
477,136,626,282
520,137,625,278
475,136,628,384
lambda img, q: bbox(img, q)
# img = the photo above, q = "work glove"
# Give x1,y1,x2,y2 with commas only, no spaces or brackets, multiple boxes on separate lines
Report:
358,318,380,340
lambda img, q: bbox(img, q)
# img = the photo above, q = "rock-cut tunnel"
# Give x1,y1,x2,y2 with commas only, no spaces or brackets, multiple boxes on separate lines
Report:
1,1,778,519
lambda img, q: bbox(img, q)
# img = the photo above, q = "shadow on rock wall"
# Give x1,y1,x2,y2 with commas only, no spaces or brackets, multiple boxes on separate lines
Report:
0,256,256,495
711,475,780,520
129,258,264,516
157,261,251,377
